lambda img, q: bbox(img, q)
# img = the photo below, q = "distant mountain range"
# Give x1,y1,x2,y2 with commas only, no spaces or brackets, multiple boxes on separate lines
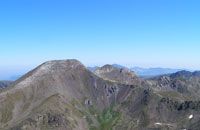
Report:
0,80,13,89
0,74,21,81
131,67,183,77
88,64,185,78
8,75,21,81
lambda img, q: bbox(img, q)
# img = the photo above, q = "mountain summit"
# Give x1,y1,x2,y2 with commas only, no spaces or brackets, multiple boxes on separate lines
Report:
94,64,140,85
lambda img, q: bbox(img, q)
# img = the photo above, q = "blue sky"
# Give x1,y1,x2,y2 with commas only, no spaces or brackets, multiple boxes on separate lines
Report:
0,0,200,79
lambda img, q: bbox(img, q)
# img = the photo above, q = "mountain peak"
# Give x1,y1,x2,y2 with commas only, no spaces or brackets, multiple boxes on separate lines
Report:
94,64,139,85
99,64,130,73
11,59,86,90
41,59,84,69
34,59,85,74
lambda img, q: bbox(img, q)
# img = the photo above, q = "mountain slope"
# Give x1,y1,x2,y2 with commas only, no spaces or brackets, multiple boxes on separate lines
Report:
94,67,200,130
1,60,200,130
148,70,200,99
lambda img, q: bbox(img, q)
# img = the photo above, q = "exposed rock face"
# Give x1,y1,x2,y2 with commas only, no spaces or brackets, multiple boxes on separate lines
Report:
1,59,200,130
148,71,200,100
160,97,200,111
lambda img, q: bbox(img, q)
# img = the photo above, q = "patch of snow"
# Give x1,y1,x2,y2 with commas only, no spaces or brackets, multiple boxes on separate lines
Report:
155,122,162,125
189,114,193,119
154,122,174,127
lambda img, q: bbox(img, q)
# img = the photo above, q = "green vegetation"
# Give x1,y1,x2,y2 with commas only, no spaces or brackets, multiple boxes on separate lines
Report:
0,91,24,124
97,107,121,130
0,101,14,123
84,106,121,130
139,107,149,127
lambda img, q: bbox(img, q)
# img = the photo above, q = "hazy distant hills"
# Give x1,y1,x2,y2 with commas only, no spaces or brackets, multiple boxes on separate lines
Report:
9,75,21,81
131,67,183,77
0,74,21,81
1,60,200,130
0,81,12,89
87,66,99,72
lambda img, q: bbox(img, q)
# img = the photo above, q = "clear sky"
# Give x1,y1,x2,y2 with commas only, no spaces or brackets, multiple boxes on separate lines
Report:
0,0,200,79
